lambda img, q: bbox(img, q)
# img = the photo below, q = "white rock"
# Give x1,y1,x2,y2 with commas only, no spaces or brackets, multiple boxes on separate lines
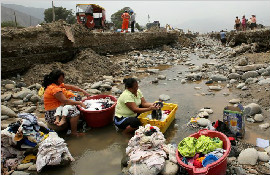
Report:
111,87,122,94
258,78,270,85
265,146,270,154
199,108,213,114
247,118,255,123
1,115,9,120
103,75,113,80
91,81,103,89
198,111,209,118
238,148,258,165
100,84,112,90
147,69,159,73
228,73,241,79
229,99,241,104
12,100,24,105
159,94,170,101
17,162,33,170
244,103,262,116
230,79,237,84
259,123,270,130
194,87,201,90
11,171,30,175
197,118,211,127
158,75,166,80
258,152,270,162
161,160,179,175
241,86,248,90
181,79,186,84
254,114,264,122
209,86,222,90
236,83,245,89
1,105,17,117
88,89,101,94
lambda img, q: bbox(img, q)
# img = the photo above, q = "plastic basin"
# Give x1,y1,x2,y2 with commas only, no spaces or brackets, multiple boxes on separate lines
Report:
176,129,231,175
78,95,117,128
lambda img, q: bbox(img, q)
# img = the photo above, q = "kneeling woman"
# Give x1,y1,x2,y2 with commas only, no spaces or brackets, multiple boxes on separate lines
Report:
114,78,160,133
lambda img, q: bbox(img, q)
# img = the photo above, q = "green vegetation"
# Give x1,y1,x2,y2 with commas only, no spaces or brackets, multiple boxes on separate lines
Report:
44,6,76,24
1,21,23,28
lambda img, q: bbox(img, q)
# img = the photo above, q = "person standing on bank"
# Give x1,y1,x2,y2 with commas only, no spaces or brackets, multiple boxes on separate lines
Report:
114,78,160,133
235,16,241,31
43,69,89,137
242,15,247,31
251,15,257,30
130,10,136,33
121,10,130,33
220,30,226,46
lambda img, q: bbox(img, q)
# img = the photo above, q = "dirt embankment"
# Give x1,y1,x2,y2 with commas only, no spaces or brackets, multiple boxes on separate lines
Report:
1,21,179,78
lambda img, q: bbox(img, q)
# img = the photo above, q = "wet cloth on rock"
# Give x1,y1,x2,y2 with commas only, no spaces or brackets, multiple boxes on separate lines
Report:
36,132,74,172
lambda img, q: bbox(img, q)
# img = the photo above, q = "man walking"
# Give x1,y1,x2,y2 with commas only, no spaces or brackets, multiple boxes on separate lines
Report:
220,30,226,46
130,10,135,33
121,10,130,33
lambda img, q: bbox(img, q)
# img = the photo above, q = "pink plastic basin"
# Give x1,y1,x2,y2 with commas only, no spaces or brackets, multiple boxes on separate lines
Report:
176,129,231,175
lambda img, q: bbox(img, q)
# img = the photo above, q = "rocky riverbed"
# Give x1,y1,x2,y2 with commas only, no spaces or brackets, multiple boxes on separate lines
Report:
1,30,270,175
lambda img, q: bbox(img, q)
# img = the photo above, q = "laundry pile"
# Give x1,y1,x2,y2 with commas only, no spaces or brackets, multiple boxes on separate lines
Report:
83,97,115,111
124,124,178,175
178,135,225,168
1,113,74,173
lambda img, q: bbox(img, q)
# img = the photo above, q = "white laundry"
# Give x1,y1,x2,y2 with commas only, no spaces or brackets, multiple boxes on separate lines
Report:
146,112,169,121
83,98,115,111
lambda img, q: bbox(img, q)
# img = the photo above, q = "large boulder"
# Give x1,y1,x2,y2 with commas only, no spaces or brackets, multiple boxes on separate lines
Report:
1,105,17,117
236,83,245,89
210,74,227,81
91,81,103,89
257,152,270,162
197,118,211,127
244,103,262,116
259,123,270,130
13,88,33,99
1,93,12,101
241,71,259,80
5,84,15,90
238,148,258,165
258,78,270,85
254,114,264,122
228,73,241,79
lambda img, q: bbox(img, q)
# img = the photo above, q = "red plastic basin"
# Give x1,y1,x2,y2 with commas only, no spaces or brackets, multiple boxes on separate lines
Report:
78,95,117,128
176,129,231,175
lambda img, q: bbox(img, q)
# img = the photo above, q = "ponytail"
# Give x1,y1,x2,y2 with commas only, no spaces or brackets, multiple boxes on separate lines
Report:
42,69,65,89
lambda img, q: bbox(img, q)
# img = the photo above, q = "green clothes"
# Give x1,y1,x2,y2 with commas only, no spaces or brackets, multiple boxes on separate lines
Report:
178,136,223,157
115,89,144,118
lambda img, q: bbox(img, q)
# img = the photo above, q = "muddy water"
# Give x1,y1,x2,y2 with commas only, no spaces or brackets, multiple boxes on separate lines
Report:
40,54,268,175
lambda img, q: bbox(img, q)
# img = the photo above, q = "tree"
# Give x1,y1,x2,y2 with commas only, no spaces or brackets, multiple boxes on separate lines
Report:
44,7,76,24
111,7,130,29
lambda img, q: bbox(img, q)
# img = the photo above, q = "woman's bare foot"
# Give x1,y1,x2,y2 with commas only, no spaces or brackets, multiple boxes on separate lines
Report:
57,116,66,126
54,116,60,125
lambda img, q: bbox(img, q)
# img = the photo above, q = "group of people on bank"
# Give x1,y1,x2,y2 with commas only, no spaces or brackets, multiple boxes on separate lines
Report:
121,10,136,33
43,69,160,136
235,15,257,31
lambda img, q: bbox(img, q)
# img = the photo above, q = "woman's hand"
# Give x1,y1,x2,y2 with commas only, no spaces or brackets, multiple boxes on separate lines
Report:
79,102,87,109
148,104,160,110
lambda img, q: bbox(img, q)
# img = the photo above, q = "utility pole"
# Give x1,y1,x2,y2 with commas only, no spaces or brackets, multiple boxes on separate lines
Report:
52,1,55,22
30,15,31,26
14,11,17,27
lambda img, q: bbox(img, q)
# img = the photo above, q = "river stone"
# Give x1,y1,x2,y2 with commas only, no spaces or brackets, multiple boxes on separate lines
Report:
234,167,246,175
244,103,262,116
228,73,240,79
35,83,42,90
147,69,159,73
23,106,36,113
235,64,264,72
238,57,248,66
230,79,237,84
100,84,112,90
159,94,170,101
247,117,255,123
262,71,270,76
158,75,166,80
16,82,27,88
259,123,270,130
103,75,113,80
197,118,210,127
254,114,264,122
238,148,258,165
258,152,270,162
210,74,227,81
103,79,113,85
1,79,16,86
161,160,179,175
5,84,15,90
186,73,202,81
30,95,41,103
17,162,33,170
229,99,241,104
198,111,209,118
88,89,101,94
242,71,259,80
1,93,12,101
28,164,37,171
11,171,30,175
209,86,222,90
245,77,258,84
236,83,245,89
91,81,103,89
265,146,270,154
13,88,32,99
111,87,122,94
241,86,248,90
1,115,9,120
258,78,270,85
12,100,24,106
181,79,186,84
199,108,213,114
1,105,17,117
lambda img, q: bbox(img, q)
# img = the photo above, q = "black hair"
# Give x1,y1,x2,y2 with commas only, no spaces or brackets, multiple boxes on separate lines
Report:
43,69,65,89
123,78,137,89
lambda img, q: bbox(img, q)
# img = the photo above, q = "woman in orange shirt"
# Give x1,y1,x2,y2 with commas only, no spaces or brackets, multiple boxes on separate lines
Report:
43,69,89,136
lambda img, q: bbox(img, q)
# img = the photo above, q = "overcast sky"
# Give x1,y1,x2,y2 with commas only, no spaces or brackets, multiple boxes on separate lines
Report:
2,0,270,33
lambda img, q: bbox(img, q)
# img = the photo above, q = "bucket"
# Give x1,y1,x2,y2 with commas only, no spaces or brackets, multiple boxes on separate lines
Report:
78,95,117,128
176,129,231,175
